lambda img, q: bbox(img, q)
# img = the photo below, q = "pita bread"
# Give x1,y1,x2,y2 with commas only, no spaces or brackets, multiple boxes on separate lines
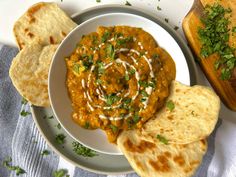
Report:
117,130,207,177
13,2,77,49
141,81,220,144
9,44,58,107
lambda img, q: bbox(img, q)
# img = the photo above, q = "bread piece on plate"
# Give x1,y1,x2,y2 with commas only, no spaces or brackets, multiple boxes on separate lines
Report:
13,2,77,49
9,43,58,107
141,81,220,144
117,129,207,177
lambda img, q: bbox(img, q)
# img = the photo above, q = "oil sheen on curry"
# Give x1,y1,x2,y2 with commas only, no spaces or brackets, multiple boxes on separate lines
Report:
65,26,176,142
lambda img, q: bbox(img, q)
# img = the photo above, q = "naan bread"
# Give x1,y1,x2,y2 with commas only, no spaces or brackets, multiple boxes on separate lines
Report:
9,44,58,107
141,81,220,144
117,130,207,177
13,2,77,49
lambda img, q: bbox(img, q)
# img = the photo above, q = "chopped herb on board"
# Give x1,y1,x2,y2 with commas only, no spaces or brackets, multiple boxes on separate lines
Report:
20,110,31,117
72,142,98,157
198,3,236,80
55,134,66,144
156,134,168,145
53,169,68,177
125,1,132,6
96,0,101,2
56,123,61,129
166,100,175,111
2,157,26,176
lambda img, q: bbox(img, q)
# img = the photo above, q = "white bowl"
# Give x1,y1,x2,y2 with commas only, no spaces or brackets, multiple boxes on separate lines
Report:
49,13,190,155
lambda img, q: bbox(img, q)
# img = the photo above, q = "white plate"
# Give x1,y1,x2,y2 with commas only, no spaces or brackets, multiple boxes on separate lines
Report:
49,12,190,155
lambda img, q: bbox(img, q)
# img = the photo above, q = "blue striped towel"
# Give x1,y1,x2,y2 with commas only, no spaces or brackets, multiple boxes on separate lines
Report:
0,44,236,177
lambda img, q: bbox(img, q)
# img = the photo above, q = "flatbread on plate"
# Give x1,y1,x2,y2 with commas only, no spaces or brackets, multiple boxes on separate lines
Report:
141,81,220,144
13,2,77,49
117,130,207,177
9,44,58,107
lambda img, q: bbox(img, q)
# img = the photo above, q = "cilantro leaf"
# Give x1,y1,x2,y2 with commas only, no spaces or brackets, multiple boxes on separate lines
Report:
166,100,175,111
156,134,168,145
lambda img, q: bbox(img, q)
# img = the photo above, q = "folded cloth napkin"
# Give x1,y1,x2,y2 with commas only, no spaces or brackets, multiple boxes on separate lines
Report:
0,44,236,177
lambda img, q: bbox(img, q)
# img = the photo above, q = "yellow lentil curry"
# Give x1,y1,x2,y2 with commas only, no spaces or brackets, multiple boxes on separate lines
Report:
65,26,176,142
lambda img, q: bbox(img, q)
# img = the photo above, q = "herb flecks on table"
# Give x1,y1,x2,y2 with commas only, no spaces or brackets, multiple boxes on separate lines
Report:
198,3,236,80
156,134,168,145
53,169,69,177
20,110,31,117
21,97,28,105
41,149,50,156
72,141,98,157
2,157,26,176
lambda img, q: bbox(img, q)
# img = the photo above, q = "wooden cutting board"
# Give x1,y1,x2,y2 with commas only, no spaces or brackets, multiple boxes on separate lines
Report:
183,0,236,111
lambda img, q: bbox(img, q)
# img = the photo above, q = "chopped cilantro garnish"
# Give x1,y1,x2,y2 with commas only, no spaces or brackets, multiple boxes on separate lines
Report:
84,122,90,129
152,54,159,59
140,97,147,102
73,63,80,74
125,74,130,81
198,3,236,80
110,124,118,133
2,157,26,176
166,100,175,111
20,110,31,117
106,43,115,60
82,55,93,70
156,134,168,145
41,150,50,156
96,79,103,85
21,97,28,105
133,113,140,123
157,6,162,11
72,141,98,157
129,69,136,75
53,169,68,177
123,98,132,104
116,36,133,46
232,27,236,33
96,61,105,75
55,134,66,145
101,31,111,43
140,90,148,97
105,94,120,106
125,1,132,6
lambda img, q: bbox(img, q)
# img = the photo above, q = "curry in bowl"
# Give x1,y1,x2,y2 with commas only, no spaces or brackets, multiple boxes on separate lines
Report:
65,26,176,142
